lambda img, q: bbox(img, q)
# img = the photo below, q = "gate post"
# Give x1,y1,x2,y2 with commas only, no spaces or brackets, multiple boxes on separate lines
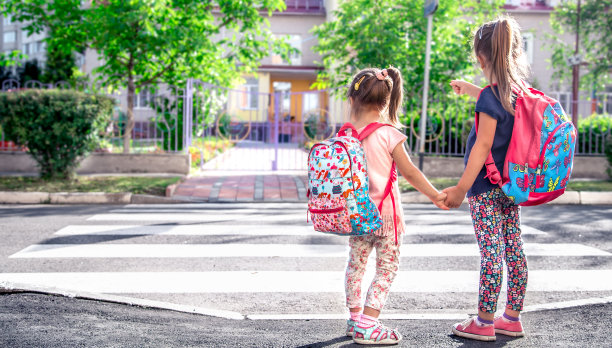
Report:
183,78,194,151
273,91,280,171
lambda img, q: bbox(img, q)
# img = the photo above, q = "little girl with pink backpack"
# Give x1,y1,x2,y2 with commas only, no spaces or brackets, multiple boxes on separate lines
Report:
307,66,448,345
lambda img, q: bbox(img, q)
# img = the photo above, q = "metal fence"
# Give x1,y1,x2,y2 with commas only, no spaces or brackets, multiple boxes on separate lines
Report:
1,79,610,159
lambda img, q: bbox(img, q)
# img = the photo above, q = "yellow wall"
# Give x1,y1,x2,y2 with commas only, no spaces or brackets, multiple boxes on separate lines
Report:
268,78,328,122
226,73,329,123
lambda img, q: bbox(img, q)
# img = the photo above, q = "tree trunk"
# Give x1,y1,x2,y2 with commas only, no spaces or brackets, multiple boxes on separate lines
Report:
124,79,135,154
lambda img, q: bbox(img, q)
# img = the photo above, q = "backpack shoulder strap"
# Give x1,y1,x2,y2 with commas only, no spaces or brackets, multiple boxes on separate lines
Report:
357,122,392,141
357,121,401,244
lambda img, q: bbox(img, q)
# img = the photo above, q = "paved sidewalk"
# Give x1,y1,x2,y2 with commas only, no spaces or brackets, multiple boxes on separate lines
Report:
172,174,308,202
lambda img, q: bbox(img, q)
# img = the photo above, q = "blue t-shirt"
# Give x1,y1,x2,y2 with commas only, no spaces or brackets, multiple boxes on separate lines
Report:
464,86,515,197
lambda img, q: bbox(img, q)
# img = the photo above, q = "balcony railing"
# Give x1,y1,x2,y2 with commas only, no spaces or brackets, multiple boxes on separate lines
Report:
283,0,325,14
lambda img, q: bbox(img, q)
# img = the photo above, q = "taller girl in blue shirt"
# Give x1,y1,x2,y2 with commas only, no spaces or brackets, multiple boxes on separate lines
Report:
444,16,532,342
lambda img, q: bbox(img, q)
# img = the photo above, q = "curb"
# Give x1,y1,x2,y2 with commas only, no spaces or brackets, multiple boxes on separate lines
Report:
165,175,189,197
0,191,611,205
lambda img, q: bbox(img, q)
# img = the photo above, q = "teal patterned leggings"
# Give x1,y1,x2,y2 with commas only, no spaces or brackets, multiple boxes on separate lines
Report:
469,188,528,313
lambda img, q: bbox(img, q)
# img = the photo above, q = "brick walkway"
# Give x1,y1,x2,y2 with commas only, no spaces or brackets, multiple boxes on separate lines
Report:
172,174,308,202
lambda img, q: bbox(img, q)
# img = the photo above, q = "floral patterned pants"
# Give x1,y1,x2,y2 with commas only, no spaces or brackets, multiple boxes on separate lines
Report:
469,188,528,313
345,233,401,311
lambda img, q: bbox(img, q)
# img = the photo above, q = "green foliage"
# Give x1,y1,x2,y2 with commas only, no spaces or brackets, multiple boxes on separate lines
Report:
2,0,295,152
548,0,611,90
312,0,503,111
42,39,78,84
0,50,25,68
0,89,114,179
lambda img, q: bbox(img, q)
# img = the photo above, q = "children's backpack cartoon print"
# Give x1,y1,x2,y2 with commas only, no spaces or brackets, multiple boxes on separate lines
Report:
477,86,577,206
306,123,391,236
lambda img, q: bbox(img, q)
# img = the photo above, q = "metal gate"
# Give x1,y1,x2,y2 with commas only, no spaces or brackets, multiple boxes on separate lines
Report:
185,79,344,171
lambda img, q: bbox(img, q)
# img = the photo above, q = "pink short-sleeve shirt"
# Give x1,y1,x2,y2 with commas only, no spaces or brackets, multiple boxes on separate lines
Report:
357,124,407,234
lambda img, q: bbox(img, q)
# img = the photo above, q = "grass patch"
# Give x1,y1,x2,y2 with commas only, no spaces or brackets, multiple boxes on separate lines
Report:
0,176,182,196
399,177,612,192
566,180,612,192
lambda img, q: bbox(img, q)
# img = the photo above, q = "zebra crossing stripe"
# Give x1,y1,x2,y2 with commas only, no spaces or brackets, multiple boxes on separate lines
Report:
87,213,473,223
52,224,546,236
1,270,611,293
10,243,609,259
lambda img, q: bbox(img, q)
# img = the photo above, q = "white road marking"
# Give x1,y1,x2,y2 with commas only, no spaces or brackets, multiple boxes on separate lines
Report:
1,270,611,293
523,296,612,313
11,243,608,259
87,213,304,222
53,224,546,236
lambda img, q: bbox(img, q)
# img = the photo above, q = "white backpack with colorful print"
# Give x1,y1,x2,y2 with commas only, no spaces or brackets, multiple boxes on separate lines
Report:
307,122,398,239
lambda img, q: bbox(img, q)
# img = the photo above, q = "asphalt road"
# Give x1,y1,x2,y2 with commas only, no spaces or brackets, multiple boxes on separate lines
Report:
1,203,611,347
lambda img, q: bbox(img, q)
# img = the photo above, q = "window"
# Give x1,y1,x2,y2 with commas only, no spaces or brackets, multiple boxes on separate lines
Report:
75,52,85,68
522,32,534,64
302,93,319,114
273,81,292,113
3,16,13,26
3,31,16,43
22,43,30,55
240,78,259,110
271,34,301,65
135,89,152,109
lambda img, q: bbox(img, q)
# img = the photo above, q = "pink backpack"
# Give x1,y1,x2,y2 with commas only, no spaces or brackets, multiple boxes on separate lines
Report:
476,85,577,206
307,122,401,244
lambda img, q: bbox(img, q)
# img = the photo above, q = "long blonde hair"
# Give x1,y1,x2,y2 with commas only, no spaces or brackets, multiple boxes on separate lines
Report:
347,66,404,127
474,16,531,114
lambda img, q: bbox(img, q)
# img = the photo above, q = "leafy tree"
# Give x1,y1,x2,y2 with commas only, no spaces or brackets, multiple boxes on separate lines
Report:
42,39,79,84
3,0,294,153
549,0,611,91
312,0,503,116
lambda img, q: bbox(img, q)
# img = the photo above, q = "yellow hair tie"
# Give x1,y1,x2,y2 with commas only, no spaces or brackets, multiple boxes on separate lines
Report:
354,76,366,91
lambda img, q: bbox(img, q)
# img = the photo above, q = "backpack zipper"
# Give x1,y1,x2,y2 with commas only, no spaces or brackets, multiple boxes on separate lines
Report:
536,121,570,187
308,207,344,214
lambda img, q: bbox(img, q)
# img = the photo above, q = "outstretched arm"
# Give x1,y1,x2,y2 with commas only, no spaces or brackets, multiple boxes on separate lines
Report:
450,80,482,99
443,112,497,208
392,143,449,210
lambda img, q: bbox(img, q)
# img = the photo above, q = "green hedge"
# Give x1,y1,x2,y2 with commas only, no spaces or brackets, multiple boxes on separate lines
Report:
0,89,114,179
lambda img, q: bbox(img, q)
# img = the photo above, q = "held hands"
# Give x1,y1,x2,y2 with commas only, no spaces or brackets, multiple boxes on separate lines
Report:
442,186,467,209
432,191,450,210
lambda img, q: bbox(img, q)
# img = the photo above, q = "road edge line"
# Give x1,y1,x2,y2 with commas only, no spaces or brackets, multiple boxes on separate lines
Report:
0,281,245,320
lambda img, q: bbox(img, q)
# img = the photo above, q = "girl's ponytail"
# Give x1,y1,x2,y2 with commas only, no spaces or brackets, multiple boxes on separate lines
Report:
474,16,531,115
386,66,404,127
491,19,514,114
